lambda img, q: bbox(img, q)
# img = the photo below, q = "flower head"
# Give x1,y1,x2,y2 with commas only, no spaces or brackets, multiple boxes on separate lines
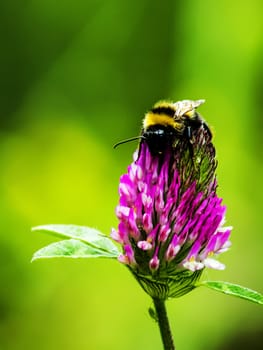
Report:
111,100,232,299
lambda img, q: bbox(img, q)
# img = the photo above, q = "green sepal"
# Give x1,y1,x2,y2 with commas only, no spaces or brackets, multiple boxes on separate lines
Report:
32,238,119,261
130,268,202,300
32,224,120,262
200,281,263,305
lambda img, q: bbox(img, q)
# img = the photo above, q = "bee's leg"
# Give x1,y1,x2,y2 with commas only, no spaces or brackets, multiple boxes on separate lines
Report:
186,126,192,141
186,126,195,158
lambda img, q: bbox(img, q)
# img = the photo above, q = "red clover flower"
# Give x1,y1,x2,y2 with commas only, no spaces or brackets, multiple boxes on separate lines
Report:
111,100,232,299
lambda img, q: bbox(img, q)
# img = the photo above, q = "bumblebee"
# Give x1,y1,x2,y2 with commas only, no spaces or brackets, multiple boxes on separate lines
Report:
114,99,212,155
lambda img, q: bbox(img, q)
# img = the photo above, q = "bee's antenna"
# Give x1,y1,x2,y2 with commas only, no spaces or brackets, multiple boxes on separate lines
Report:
113,136,145,149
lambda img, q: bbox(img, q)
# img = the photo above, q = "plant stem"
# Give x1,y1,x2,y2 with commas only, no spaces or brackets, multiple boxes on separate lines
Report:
153,298,175,350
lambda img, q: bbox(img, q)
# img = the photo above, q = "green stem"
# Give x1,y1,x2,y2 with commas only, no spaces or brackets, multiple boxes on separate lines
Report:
153,298,175,350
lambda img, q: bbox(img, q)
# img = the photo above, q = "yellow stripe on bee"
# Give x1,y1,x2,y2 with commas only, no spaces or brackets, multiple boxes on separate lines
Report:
143,112,182,130
153,100,174,109
184,110,195,117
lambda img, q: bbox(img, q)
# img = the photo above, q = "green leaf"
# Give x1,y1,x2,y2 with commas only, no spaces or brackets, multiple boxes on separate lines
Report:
148,307,158,322
200,281,263,305
32,224,120,256
32,238,119,262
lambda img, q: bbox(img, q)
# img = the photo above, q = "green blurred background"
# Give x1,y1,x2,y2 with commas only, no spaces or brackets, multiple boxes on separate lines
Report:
0,1,262,349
